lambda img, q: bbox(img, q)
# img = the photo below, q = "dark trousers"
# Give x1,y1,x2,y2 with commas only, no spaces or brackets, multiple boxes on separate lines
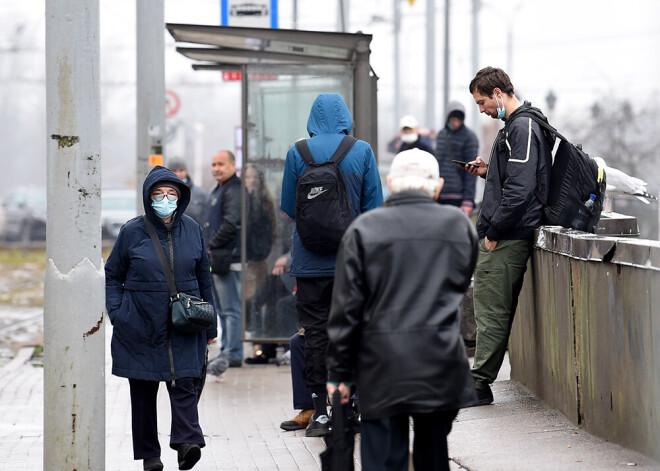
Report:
128,377,205,460
361,410,458,471
290,332,314,410
295,276,334,393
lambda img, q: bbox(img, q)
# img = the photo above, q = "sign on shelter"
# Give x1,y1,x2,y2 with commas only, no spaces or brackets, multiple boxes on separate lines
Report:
221,0,278,28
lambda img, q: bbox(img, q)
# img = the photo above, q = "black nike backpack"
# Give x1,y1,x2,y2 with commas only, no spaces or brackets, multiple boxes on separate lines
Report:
507,112,606,233
294,135,357,254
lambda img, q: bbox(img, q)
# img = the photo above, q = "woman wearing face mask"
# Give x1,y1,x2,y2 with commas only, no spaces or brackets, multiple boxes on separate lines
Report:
397,114,434,155
105,165,216,471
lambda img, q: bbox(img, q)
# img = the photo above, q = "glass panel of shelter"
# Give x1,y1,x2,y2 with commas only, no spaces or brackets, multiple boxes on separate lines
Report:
242,63,353,344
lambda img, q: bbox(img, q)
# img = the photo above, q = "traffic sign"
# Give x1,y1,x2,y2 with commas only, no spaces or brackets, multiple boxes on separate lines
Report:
165,90,180,119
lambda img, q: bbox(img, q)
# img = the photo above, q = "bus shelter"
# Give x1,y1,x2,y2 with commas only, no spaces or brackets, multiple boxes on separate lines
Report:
167,24,378,344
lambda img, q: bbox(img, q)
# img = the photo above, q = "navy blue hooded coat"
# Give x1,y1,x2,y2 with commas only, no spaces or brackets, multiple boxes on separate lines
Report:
105,166,217,381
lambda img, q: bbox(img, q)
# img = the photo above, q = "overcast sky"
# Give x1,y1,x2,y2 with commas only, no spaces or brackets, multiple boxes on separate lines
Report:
0,0,658,189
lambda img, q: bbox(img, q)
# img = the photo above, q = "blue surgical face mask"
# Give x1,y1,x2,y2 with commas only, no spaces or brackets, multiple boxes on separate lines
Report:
151,197,178,219
495,95,506,120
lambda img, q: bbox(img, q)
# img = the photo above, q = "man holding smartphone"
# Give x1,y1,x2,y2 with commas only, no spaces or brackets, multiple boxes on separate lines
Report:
463,67,555,405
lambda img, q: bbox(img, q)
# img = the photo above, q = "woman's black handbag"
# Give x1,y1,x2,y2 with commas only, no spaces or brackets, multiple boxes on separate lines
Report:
170,292,215,334
143,216,215,334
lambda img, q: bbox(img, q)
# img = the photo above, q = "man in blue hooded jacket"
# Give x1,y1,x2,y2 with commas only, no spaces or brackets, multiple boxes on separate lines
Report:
280,93,383,436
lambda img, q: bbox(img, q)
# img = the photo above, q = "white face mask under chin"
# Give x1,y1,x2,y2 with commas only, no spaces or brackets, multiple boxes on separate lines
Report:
401,133,418,144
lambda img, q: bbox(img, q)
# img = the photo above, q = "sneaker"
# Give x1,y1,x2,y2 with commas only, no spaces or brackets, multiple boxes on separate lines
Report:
276,350,291,366
143,457,163,471
177,443,201,470
475,384,494,406
227,358,242,368
305,414,330,437
280,409,314,431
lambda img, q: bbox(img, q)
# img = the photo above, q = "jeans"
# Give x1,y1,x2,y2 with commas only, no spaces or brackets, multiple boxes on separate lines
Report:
213,271,243,362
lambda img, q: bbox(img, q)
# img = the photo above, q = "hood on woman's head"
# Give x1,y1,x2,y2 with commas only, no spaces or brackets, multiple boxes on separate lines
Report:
142,166,191,223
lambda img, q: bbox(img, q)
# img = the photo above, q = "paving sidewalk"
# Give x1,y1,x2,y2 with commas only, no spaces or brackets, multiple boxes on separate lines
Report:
1,323,659,470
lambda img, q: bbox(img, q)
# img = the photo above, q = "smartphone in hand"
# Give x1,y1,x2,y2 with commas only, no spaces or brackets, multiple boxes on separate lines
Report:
452,159,479,169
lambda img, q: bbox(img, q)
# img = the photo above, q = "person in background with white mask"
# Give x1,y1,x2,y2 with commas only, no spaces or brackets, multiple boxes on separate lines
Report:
397,115,434,154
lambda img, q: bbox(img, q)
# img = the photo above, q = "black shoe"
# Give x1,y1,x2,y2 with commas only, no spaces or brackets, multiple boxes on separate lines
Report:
305,414,330,437
177,443,201,470
475,385,494,406
244,354,269,365
143,457,163,471
227,358,242,368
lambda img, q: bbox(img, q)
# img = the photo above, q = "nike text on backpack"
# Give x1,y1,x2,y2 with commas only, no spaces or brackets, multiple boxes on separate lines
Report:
294,135,357,254
506,112,606,233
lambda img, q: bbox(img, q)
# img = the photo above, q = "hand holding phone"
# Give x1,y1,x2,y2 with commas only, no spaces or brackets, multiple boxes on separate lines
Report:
452,160,478,169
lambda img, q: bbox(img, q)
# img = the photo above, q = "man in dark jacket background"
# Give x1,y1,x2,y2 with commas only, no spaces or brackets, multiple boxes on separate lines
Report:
204,150,243,367
280,93,383,437
168,157,208,225
435,101,479,216
465,66,555,405
327,148,478,471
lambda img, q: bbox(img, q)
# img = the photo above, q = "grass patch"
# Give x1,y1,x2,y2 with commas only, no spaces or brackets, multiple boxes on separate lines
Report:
0,249,48,268
0,247,112,266
31,344,43,359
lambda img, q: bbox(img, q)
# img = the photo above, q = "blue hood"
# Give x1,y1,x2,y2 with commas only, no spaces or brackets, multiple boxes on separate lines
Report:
306,93,352,137
142,165,190,225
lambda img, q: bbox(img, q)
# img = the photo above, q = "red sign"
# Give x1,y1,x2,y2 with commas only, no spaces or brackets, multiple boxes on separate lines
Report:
222,72,278,82
223,71,243,81
165,90,181,119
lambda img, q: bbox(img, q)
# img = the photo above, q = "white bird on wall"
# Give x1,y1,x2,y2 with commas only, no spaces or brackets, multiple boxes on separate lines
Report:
593,156,658,212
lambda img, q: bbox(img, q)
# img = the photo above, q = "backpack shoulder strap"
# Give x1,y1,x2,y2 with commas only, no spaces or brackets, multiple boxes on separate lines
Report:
295,139,315,166
508,110,569,143
328,135,358,165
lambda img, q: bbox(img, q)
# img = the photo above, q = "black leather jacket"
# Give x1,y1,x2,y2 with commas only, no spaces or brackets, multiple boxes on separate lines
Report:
477,102,555,241
206,174,242,262
327,190,478,420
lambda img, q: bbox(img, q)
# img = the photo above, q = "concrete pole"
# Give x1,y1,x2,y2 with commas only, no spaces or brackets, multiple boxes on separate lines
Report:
44,1,104,470
354,39,373,145
293,0,298,29
337,0,348,32
471,0,481,137
137,0,165,213
393,0,401,131
442,0,450,120
425,0,436,130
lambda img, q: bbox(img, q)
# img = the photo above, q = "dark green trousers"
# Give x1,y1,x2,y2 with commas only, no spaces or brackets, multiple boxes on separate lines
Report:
471,239,531,389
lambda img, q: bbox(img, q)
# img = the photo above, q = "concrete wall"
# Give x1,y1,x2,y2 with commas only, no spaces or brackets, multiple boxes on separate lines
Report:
510,226,660,461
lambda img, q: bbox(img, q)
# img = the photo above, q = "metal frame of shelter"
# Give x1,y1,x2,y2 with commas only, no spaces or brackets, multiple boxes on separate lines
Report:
166,24,378,343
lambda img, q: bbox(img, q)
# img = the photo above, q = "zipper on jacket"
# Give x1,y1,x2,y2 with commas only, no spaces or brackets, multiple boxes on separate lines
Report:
477,140,497,223
167,229,176,387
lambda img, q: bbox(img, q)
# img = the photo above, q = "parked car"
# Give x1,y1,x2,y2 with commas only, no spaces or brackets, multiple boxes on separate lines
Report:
102,188,136,239
1,187,47,242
